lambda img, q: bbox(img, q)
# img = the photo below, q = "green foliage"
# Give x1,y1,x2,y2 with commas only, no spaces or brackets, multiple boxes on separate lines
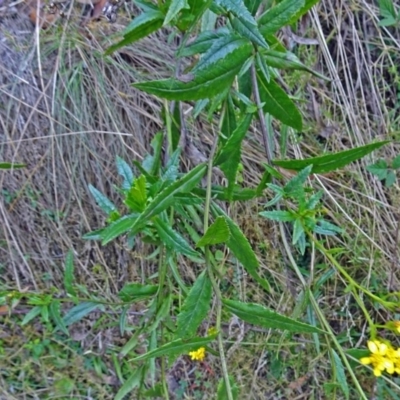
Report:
367,155,400,187
378,0,399,26
0,162,25,169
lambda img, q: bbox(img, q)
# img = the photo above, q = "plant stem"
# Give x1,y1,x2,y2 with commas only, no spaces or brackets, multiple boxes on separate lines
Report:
203,137,233,400
250,63,273,164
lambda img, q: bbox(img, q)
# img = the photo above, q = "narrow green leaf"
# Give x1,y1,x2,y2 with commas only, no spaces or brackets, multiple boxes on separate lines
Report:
177,0,212,31
215,0,255,25
105,10,164,54
118,283,158,302
332,350,350,400
288,0,320,24
197,216,230,247
256,52,270,83
143,132,163,176
257,71,302,130
102,164,206,244
258,0,305,35
274,141,390,174
263,50,329,80
64,249,77,297
134,40,253,101
214,113,253,198
88,184,116,215
175,271,212,339
21,306,42,326
178,28,230,58
125,175,147,212
385,170,396,187
214,205,270,292
221,95,237,141
129,335,216,362
232,16,268,49
50,300,69,336
244,0,263,15
284,165,312,195
0,162,25,169
293,219,304,245
259,210,294,222
217,376,239,400
114,367,145,400
116,156,134,191
62,302,102,326
164,0,189,26
223,299,324,333
153,216,200,257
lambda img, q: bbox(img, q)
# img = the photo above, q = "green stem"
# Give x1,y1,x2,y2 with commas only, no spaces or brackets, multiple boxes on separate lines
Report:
204,138,233,400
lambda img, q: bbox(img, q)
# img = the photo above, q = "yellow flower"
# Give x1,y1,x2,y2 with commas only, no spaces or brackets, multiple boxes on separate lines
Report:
360,340,400,377
208,327,218,336
188,347,206,361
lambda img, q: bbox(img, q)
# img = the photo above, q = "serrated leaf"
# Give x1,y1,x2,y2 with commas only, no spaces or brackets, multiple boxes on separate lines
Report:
274,141,389,174
129,335,216,362
143,132,163,176
231,16,268,49
378,0,397,19
366,159,388,180
175,271,212,339
217,376,239,400
50,300,69,336
21,306,42,326
314,220,342,236
116,156,134,191
215,0,255,25
262,50,328,80
197,216,230,247
214,113,253,199
64,250,76,298
62,302,102,326
178,28,230,58
385,170,396,187
257,71,302,130
153,216,200,257
193,34,247,73
284,165,313,195
101,164,207,244
293,219,304,245
214,205,270,292
259,210,294,222
114,367,144,400
332,350,350,400
164,0,189,26
177,0,212,31
88,184,116,216
0,162,25,169
258,0,305,35
118,283,158,302
223,299,324,333
125,175,147,212
134,40,253,101
392,155,400,169
105,10,164,54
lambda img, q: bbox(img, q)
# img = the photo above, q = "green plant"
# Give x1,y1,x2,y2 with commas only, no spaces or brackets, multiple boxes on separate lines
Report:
367,155,400,187
378,0,400,27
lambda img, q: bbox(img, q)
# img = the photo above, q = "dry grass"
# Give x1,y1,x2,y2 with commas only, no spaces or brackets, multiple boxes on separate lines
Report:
1,0,400,398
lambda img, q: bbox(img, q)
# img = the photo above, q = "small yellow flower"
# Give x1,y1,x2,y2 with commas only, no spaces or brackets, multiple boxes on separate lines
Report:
361,340,400,377
188,347,206,361
393,321,400,334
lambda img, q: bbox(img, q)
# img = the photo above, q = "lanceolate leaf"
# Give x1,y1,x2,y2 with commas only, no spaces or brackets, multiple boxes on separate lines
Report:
244,0,263,15
88,184,116,215
105,10,164,54
134,40,253,101
197,216,230,247
217,376,239,400
153,216,200,257
116,156,134,191
273,141,390,174
288,0,320,25
0,162,25,169
257,71,302,130
175,271,212,339
101,164,207,244
63,302,103,326
178,28,230,58
214,113,253,198
231,16,268,49
213,205,270,292
64,250,77,298
129,335,217,362
215,0,255,25
223,299,324,333
258,0,305,36
164,0,189,26
177,0,212,32
263,50,328,80
118,283,158,302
